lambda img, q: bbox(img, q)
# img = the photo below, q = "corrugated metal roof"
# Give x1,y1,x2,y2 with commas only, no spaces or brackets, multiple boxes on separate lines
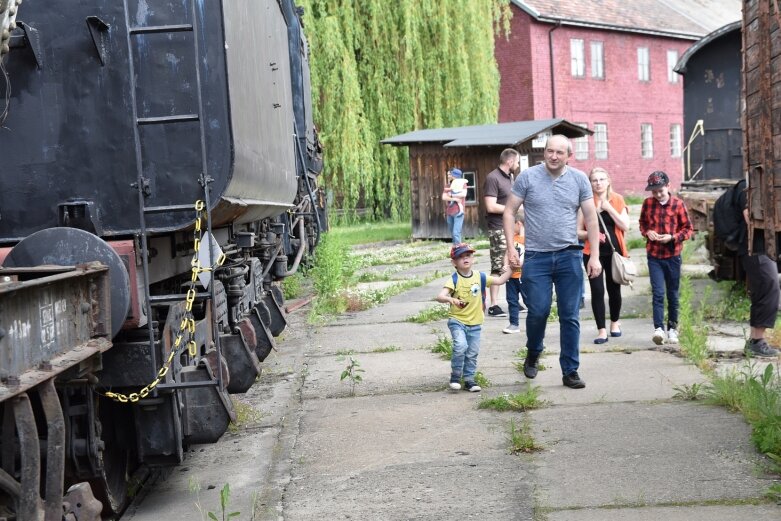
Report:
381,118,591,148
511,0,741,40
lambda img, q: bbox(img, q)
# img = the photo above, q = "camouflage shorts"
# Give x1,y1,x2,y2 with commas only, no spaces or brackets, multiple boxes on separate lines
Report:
488,229,507,275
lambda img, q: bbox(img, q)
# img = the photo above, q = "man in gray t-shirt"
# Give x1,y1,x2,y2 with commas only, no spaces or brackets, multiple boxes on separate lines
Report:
502,135,601,390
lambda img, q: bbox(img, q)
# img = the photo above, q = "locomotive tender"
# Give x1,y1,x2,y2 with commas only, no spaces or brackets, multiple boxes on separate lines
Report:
0,0,325,518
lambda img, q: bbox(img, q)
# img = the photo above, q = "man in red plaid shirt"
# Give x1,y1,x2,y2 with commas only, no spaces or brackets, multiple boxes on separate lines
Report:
638,171,693,345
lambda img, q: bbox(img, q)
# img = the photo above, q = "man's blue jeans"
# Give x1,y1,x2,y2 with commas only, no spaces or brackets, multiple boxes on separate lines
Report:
647,255,681,330
521,248,583,376
447,212,464,244
447,318,481,382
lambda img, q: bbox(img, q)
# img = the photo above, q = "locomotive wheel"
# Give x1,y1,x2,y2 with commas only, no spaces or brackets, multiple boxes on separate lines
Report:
88,396,132,516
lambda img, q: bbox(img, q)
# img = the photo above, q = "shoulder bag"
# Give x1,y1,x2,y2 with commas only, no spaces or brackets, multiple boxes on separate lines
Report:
597,212,637,286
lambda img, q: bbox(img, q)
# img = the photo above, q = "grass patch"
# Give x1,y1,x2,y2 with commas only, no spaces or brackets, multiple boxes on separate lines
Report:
626,237,646,250
335,349,356,356
474,371,491,389
705,363,781,468
672,382,705,401
702,281,751,322
429,334,453,360
478,385,547,412
624,194,645,205
282,272,305,300
372,345,401,353
508,417,544,454
406,303,449,323
329,221,411,246
678,276,712,370
309,232,357,319
228,398,263,434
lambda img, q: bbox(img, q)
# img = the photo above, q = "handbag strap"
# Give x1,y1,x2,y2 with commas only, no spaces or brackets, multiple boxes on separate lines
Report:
596,210,618,254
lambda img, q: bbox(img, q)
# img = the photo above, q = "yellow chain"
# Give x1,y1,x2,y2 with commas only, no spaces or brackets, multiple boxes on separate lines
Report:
104,200,225,403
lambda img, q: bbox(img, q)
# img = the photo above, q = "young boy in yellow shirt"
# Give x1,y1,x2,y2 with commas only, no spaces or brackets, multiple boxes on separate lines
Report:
436,243,511,392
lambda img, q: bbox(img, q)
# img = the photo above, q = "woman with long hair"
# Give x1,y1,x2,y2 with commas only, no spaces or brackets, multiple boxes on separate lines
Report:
578,167,630,343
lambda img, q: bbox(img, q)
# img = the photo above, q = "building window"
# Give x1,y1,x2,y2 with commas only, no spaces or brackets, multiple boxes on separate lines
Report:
641,123,654,158
590,41,604,79
637,47,650,81
463,171,477,203
667,50,679,83
574,123,589,160
670,124,682,157
570,39,585,77
594,123,608,159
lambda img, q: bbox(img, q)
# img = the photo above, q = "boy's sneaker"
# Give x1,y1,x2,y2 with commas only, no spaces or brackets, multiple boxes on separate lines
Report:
746,338,780,357
464,381,482,392
652,327,666,345
487,305,507,317
667,328,679,344
449,377,461,391
503,325,520,334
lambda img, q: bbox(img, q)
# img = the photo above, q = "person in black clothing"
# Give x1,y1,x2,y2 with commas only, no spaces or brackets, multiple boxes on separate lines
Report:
736,180,780,357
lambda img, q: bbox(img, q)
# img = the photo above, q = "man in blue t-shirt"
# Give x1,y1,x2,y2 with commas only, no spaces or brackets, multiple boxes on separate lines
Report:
503,135,602,389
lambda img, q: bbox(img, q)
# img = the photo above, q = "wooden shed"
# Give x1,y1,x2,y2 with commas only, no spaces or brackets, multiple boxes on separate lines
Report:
382,118,591,240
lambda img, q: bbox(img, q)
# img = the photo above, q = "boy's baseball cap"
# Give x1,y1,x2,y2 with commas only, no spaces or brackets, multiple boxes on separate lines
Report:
450,168,463,178
450,243,475,259
645,171,670,190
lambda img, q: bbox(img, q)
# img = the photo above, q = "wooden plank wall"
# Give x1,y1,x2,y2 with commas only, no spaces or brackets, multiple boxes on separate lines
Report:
408,144,538,240
743,0,781,257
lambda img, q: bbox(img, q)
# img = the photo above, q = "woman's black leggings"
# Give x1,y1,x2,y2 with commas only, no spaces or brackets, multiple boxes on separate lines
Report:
583,253,623,330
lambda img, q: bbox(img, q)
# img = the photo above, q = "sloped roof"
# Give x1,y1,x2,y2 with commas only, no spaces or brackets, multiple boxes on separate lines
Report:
674,21,741,74
511,0,741,40
382,119,591,148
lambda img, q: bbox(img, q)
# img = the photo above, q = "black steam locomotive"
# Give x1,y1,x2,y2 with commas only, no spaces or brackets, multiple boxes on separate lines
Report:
0,0,325,518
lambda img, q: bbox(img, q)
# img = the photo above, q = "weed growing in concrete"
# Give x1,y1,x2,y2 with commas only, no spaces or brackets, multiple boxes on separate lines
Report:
188,480,241,521
474,371,491,389
340,356,365,396
335,349,356,356
228,398,263,434
372,345,401,353
429,334,453,360
479,385,547,412
678,276,712,370
672,382,704,401
508,417,543,454
309,233,356,318
705,363,781,463
406,303,449,323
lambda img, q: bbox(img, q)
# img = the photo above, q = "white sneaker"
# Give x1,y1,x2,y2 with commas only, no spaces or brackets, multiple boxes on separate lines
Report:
667,328,679,344
449,381,461,391
503,325,520,334
652,327,666,345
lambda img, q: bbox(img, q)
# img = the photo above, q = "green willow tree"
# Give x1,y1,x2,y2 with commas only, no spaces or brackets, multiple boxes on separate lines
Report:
300,0,510,222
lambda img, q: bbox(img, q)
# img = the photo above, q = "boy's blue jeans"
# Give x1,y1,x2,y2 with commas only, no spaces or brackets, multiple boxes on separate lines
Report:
521,249,583,376
647,254,681,330
447,212,464,244
448,318,481,382
506,277,524,327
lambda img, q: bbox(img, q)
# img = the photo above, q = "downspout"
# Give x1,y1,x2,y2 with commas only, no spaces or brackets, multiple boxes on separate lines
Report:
548,21,562,118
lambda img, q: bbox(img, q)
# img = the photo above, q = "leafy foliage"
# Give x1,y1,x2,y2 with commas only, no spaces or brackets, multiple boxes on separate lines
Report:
299,1,511,221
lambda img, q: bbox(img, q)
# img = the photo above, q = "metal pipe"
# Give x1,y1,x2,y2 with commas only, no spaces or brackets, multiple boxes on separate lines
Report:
284,216,307,276
548,21,561,118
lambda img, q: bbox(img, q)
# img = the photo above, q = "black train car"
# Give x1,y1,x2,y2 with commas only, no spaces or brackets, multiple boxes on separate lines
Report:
0,0,325,517
676,21,745,280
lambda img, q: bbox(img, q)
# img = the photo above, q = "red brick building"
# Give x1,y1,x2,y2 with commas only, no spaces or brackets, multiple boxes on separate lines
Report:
496,0,740,194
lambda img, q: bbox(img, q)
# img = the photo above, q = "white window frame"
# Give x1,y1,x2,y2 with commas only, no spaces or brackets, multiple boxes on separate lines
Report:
594,123,608,159
574,123,589,160
463,171,477,204
570,39,585,77
590,41,604,79
641,123,654,158
637,47,650,81
667,50,679,83
670,124,682,157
